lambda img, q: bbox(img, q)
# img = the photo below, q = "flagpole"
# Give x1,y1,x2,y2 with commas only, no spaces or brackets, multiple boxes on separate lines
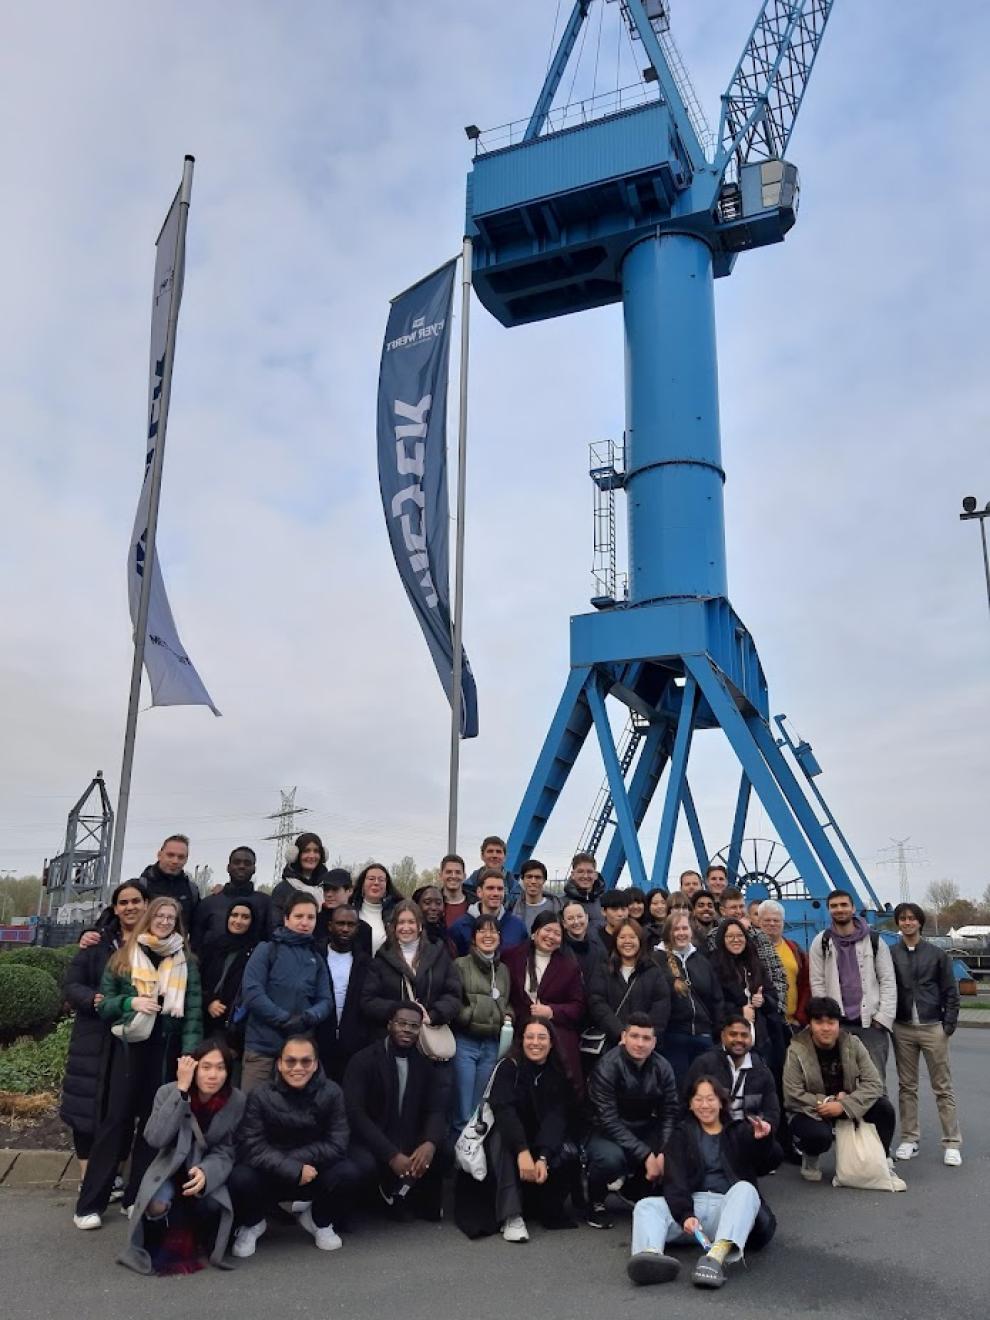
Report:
447,236,472,855
108,155,195,892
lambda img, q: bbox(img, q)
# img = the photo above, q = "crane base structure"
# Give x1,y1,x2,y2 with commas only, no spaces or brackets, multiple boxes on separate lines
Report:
465,1,884,921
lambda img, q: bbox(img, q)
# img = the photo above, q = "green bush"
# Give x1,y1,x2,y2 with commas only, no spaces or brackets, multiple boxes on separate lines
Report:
0,1018,72,1094
0,964,62,1037
0,946,65,982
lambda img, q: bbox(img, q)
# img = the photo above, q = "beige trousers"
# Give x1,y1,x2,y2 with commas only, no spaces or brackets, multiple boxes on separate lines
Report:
892,1022,961,1146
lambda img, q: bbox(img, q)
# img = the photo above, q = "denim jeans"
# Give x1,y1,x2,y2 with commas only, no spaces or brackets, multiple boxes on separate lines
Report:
452,1034,498,1132
631,1181,761,1262
661,1031,713,1089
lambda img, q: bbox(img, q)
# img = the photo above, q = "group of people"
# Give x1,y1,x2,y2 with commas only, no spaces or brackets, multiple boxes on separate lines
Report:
58,832,963,1289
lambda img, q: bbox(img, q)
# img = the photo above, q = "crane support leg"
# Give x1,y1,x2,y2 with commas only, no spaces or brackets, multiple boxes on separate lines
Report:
728,771,751,881
681,779,709,875
586,677,649,890
600,719,670,887
652,676,697,887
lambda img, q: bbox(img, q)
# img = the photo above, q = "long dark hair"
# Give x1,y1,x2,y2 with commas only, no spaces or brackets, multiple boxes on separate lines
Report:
710,918,765,992
190,1037,235,1098
508,1014,578,1096
606,917,649,975
685,1073,731,1126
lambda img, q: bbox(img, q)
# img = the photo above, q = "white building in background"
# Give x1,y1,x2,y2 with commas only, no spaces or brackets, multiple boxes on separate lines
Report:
947,925,990,942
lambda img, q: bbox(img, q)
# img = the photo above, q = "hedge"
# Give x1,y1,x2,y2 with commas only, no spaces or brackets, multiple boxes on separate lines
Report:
0,945,66,982
0,1017,72,1095
0,964,62,1037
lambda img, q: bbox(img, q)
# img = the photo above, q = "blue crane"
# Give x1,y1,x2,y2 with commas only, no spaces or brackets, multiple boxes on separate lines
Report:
464,0,883,928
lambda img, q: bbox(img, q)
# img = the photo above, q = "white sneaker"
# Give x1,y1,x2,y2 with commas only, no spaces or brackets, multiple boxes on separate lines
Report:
290,1200,312,1216
944,1148,962,1167
894,1141,919,1161
232,1220,267,1258
800,1153,822,1182
73,1213,101,1231
298,1205,342,1251
502,1215,529,1243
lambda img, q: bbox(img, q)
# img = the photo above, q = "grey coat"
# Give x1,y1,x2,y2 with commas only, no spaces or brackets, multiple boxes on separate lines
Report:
117,1082,246,1274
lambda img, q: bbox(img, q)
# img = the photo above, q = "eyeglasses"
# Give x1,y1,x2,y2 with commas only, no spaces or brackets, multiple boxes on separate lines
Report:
283,1059,316,1071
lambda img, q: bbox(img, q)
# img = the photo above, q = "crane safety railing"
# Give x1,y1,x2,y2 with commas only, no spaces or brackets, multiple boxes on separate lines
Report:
473,81,662,155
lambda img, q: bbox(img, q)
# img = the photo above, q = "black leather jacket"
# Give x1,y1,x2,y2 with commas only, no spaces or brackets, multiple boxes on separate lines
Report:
587,1045,679,1161
890,939,959,1032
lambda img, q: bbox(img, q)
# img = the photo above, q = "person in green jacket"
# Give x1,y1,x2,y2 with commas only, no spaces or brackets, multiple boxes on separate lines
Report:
74,895,202,1228
453,915,513,1132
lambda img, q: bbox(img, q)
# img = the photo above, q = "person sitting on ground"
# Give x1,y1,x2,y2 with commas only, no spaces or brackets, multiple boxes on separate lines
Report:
466,835,520,905
453,915,513,1133
192,846,272,952
361,899,462,1040
684,1016,780,1131
315,906,373,1084
198,901,259,1050
782,995,896,1183
456,1017,581,1242
642,888,669,947
344,1004,450,1221
239,893,332,1093
561,852,605,928
657,911,724,1086
448,868,528,957
503,911,586,1090
756,899,809,1030
627,1075,780,1290
890,901,962,1166
561,900,605,984
586,918,670,1053
595,889,631,956
689,890,720,941
119,1040,246,1275
229,1034,356,1256
509,858,562,932
270,832,331,929
585,1013,679,1230
678,870,703,900
625,888,647,926
411,884,448,944
351,862,401,956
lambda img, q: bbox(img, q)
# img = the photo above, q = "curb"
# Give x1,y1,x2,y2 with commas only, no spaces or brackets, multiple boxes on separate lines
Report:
0,1148,77,1190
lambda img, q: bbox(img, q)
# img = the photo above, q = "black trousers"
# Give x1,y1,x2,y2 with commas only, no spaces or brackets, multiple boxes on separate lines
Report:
228,1160,359,1230
790,1097,896,1156
489,1130,578,1226
585,1132,655,1201
349,1141,446,1220
76,1032,176,1217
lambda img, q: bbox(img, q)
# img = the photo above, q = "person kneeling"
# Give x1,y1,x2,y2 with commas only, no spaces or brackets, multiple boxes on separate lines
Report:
343,1003,450,1221
627,1076,781,1290
228,1034,356,1256
118,1039,245,1275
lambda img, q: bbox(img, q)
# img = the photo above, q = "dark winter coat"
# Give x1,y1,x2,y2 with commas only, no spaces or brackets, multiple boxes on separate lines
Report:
240,927,331,1057
118,1082,246,1274
586,957,671,1049
198,933,259,1034
683,1046,781,1131
98,957,203,1056
191,883,273,952
60,928,122,1136
360,939,462,1032
270,864,332,928
488,1054,578,1159
890,938,960,1031
656,945,725,1038
587,1045,679,1161
562,875,605,928
447,906,528,957
343,1040,451,1163
502,943,587,1088
237,1067,349,1183
139,863,200,936
454,950,512,1039
662,1116,781,1248
314,947,374,1081
563,933,606,985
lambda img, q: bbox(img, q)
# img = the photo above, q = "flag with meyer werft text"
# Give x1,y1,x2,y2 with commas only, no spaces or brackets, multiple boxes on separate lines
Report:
376,261,478,737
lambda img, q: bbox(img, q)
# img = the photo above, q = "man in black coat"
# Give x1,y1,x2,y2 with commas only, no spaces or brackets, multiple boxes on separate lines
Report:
343,1004,450,1220
316,907,373,1083
683,1015,781,1131
191,846,273,952
228,1035,357,1255
139,833,199,934
585,1012,680,1229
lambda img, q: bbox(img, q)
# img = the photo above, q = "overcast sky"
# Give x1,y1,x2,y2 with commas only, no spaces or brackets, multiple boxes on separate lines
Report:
1,2,987,905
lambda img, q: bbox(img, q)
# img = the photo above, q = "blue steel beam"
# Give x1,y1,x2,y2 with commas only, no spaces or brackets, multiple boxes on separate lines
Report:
586,676,649,891
524,1,591,143
680,779,709,875
601,717,671,888
652,677,697,887
727,770,752,881
623,0,705,172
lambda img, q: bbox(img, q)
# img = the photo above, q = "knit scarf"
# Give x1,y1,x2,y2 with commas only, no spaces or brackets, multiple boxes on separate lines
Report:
831,917,867,1019
132,932,187,1018
283,875,324,905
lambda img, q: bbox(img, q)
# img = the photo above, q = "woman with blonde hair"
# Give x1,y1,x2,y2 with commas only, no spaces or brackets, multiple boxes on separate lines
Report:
657,911,724,1086
74,895,202,1228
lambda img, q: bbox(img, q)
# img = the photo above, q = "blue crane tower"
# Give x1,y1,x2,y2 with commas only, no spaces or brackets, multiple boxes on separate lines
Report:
464,0,883,925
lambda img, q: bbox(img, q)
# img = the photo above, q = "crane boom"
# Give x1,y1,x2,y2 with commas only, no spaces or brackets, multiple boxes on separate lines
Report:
718,0,835,175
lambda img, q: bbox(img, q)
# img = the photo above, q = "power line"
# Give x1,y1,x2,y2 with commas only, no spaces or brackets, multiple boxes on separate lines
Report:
262,787,311,885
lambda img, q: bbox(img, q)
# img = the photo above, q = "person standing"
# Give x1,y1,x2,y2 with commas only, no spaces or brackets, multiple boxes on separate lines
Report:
808,890,896,1083
561,901,606,985
503,912,586,1089
439,853,472,927
678,871,703,900
448,869,528,957
139,834,199,936
351,862,401,955
466,835,519,904
705,865,729,909
509,859,561,932
657,911,724,1086
453,915,513,1133
561,852,605,928
586,919,670,1052
756,900,809,1030
361,900,462,1039
198,902,260,1048
316,906,373,1084
411,885,448,944
270,833,331,928
192,847,272,952
889,902,962,1166
689,891,719,942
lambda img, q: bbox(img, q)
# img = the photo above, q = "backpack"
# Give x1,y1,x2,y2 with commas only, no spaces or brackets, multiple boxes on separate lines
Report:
820,929,880,957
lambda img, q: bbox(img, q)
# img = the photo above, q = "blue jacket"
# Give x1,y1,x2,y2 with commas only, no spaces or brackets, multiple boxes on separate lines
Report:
448,904,529,958
241,927,331,1058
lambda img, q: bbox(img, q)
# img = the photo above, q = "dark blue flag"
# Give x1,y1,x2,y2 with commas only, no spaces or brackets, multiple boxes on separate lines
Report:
377,260,478,737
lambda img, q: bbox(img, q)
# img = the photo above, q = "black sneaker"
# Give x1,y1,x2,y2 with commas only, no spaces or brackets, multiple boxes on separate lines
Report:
586,1202,613,1230
627,1251,681,1286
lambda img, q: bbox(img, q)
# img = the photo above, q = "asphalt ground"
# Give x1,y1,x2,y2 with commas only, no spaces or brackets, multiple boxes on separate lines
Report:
3,1032,987,1320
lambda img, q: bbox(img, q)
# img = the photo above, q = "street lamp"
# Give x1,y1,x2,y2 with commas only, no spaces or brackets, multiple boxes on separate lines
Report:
959,496,990,619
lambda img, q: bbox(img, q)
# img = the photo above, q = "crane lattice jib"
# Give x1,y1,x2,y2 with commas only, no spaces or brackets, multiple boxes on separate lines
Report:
718,0,834,176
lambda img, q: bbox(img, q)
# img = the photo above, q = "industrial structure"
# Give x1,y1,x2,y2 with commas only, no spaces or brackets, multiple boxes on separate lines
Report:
42,770,114,908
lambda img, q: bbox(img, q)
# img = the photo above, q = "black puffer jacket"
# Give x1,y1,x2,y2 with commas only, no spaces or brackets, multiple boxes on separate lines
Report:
361,939,462,1032
587,1045,679,1161
586,957,671,1048
662,1116,781,1248
192,883,273,952
237,1068,349,1183
139,863,199,934
59,928,121,1135
890,939,960,1031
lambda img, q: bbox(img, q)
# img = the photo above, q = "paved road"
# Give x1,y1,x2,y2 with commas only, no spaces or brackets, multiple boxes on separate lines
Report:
4,1033,987,1320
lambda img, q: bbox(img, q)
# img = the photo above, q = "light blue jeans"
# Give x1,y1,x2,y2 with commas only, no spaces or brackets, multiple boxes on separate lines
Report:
452,1034,498,1132
145,1177,176,1220
631,1181,761,1263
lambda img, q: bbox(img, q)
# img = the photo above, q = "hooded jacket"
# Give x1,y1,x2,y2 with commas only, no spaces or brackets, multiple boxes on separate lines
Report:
240,926,332,1057
237,1066,349,1183
562,874,606,928
360,937,462,1032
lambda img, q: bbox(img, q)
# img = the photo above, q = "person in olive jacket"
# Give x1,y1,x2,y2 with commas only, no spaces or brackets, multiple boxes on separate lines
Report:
586,918,670,1052
453,914,513,1131
75,895,202,1226
360,900,462,1037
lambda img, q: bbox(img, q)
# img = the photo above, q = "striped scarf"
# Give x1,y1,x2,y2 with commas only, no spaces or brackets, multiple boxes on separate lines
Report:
132,932,188,1019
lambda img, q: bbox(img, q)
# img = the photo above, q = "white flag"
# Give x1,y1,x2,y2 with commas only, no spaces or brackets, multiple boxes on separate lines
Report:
127,186,220,715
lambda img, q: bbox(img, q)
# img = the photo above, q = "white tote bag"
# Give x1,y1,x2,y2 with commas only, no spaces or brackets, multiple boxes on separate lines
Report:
832,1120,906,1192
454,1063,502,1181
